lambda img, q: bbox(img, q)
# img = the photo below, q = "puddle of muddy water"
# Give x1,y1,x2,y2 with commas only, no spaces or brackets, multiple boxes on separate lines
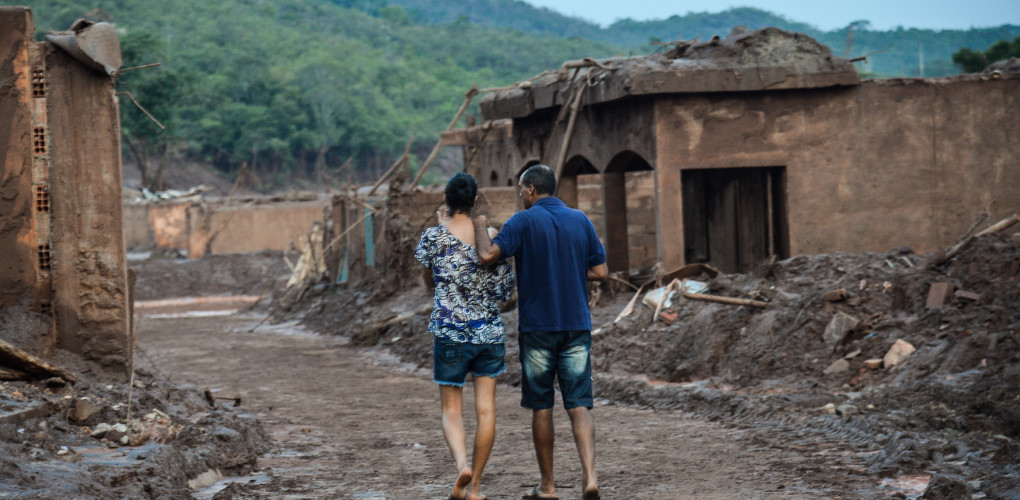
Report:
879,474,930,498
135,295,262,319
193,474,272,499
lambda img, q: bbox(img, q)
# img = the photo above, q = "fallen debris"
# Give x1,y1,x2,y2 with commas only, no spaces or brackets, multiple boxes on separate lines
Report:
883,339,916,368
822,312,860,352
925,282,955,309
922,213,1020,269
824,289,848,302
953,290,982,301
204,387,242,407
823,359,850,375
681,291,767,308
45,19,122,75
0,339,76,383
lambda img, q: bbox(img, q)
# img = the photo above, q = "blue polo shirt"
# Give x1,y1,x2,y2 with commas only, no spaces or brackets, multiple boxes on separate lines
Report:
493,197,606,332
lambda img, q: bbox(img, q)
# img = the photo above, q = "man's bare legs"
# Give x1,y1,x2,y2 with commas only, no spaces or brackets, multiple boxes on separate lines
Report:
530,408,558,498
440,386,472,499
567,406,599,498
467,375,497,500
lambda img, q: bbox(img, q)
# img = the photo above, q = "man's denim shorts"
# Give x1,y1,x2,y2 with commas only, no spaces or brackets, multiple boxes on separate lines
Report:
433,337,506,387
518,330,593,410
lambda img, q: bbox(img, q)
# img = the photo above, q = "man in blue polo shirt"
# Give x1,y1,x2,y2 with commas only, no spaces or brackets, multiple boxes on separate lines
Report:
474,164,607,500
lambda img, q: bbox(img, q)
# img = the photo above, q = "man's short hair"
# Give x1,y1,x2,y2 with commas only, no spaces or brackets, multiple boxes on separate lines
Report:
521,164,556,195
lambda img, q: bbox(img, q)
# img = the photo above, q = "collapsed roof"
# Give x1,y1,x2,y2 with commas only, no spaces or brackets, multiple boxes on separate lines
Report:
480,27,860,120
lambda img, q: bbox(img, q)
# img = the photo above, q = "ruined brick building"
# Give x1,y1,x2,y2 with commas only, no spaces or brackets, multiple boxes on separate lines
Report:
1,7,129,370
453,28,1019,274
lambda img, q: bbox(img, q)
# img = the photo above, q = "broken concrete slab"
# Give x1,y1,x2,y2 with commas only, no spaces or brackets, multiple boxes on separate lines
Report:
0,401,56,425
926,282,955,309
45,19,121,75
823,312,860,352
823,359,850,375
954,290,982,301
71,398,105,424
884,339,916,368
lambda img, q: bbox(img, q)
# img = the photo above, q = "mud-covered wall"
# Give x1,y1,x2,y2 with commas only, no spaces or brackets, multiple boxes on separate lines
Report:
46,44,129,369
654,75,1020,268
124,201,193,251
0,8,37,307
186,201,324,258
477,97,659,184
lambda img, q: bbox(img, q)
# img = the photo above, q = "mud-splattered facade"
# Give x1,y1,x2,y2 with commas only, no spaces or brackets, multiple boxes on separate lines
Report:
123,198,326,258
1,7,129,369
465,28,1020,274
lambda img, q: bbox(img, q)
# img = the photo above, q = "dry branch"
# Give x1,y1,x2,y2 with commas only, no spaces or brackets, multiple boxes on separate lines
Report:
614,280,653,324
368,136,414,196
924,213,1020,269
553,71,589,186
411,86,480,187
681,291,768,308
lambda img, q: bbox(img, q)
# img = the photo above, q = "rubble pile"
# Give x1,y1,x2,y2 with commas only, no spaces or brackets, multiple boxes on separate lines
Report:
287,228,1019,498
0,361,268,498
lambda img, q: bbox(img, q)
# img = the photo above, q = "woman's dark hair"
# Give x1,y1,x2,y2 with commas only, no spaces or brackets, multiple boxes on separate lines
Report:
445,172,477,215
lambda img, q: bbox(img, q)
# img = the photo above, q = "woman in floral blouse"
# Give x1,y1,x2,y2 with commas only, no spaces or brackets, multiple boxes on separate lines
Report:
415,172,514,500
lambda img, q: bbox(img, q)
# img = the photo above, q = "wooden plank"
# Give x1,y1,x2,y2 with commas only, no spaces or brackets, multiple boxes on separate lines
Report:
681,291,767,308
925,282,955,309
0,338,76,383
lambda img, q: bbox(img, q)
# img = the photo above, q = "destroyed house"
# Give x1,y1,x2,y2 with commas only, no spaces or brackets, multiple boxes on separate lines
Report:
454,27,1020,274
1,7,130,371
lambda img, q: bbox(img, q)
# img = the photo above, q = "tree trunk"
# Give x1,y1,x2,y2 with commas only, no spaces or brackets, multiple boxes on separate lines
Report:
151,143,170,191
122,134,150,188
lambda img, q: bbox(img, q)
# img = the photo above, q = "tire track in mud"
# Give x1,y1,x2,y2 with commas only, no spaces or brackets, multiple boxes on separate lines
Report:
139,312,886,499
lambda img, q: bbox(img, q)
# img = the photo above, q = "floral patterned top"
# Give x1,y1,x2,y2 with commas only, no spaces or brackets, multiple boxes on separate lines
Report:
414,225,514,344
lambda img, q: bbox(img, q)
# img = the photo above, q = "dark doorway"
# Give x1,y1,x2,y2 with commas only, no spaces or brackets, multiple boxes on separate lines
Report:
682,167,789,273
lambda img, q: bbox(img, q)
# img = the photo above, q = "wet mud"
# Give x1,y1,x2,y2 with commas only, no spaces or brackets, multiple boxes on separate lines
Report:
3,233,1017,498
292,232,1020,499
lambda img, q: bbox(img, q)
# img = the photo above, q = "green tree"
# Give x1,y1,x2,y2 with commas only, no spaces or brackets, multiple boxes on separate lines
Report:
117,29,191,190
953,36,1020,72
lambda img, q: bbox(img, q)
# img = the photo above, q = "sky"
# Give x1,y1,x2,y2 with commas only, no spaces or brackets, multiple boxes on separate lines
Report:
524,1,1020,31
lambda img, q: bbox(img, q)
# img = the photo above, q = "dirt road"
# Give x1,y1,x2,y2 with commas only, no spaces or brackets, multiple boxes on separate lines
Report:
136,306,892,500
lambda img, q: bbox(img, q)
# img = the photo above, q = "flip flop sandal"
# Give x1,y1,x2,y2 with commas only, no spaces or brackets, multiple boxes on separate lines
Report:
522,486,559,500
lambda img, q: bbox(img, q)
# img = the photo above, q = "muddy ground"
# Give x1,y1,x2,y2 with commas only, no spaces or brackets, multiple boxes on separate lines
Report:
287,230,1020,499
2,231,1018,498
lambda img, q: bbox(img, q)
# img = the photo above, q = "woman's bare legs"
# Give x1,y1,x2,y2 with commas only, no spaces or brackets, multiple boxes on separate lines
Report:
467,375,497,500
441,385,472,499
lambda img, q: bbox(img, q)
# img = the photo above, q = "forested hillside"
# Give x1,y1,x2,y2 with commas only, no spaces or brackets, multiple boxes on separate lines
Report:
26,0,616,188
379,1,1020,77
22,0,1020,190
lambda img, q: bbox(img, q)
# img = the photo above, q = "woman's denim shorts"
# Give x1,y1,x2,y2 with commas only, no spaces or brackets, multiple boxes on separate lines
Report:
433,336,506,387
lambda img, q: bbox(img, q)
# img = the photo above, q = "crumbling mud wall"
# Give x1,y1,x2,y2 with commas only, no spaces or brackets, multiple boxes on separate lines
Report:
46,38,130,369
475,28,1017,273
0,7,40,308
123,201,191,250
124,199,323,256
1,7,130,370
653,74,1020,268
185,201,324,258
